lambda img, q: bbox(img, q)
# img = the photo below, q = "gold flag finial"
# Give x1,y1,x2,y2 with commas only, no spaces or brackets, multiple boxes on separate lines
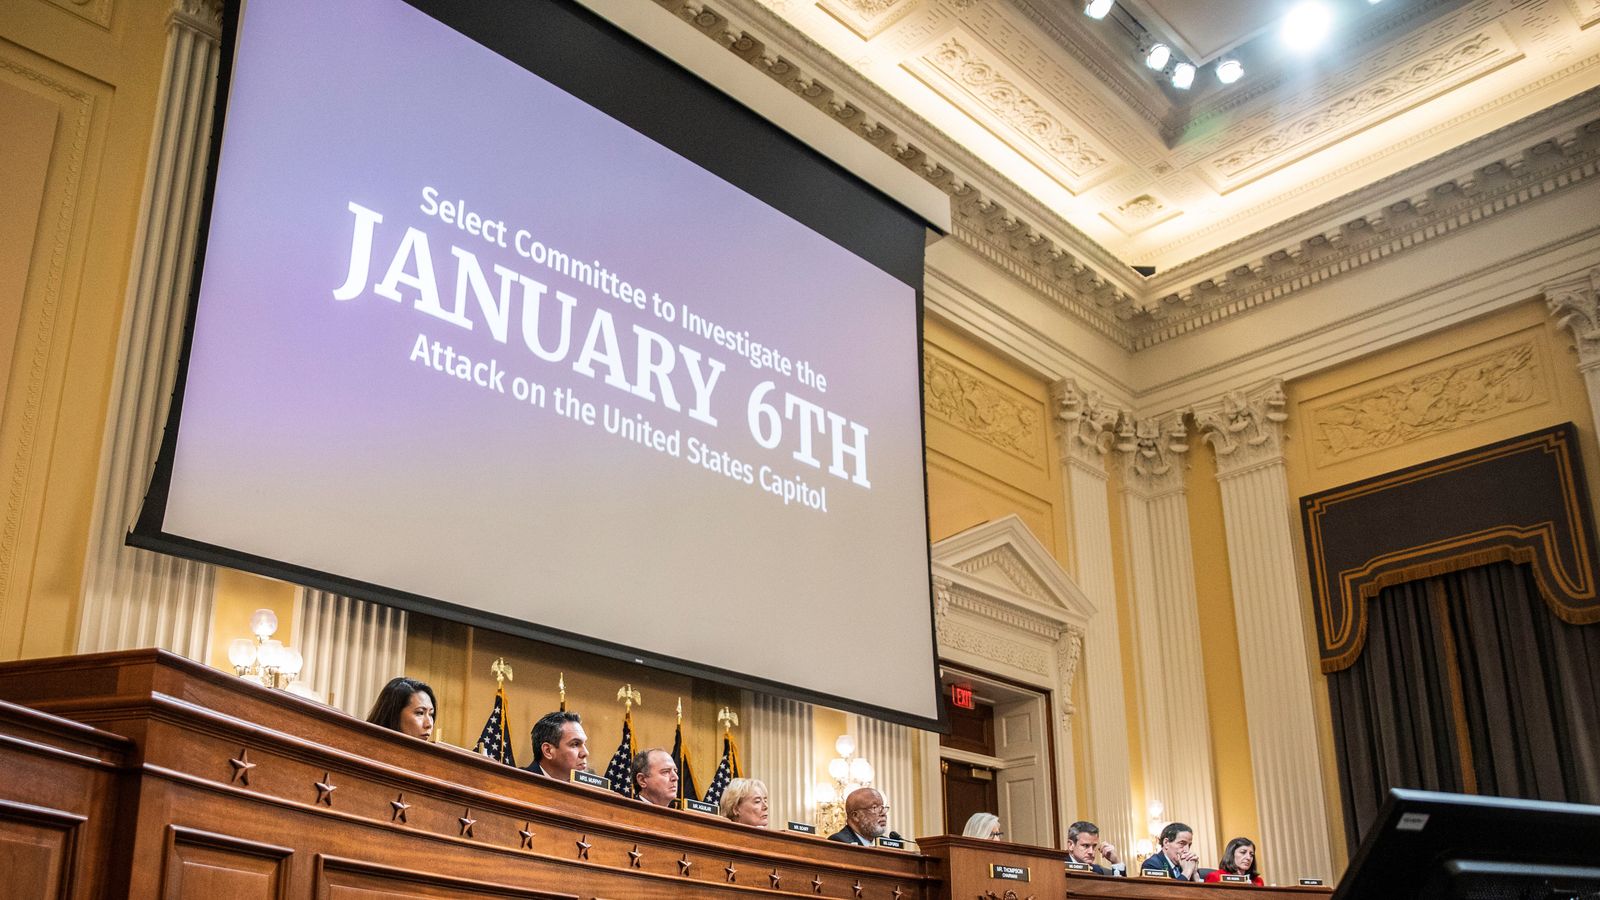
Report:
676,697,682,724
558,672,566,711
490,657,513,686
617,684,642,716
717,706,739,733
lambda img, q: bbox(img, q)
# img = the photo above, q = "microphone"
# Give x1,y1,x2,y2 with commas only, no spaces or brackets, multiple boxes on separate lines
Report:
888,831,903,841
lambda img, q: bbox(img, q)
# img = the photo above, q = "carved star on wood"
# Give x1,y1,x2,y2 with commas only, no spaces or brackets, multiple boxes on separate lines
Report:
677,853,693,876
519,823,534,850
390,793,410,824
314,772,336,806
628,845,643,868
893,887,904,900
769,870,782,889
228,748,256,785
458,808,476,838
812,874,824,894
575,836,592,860
853,880,864,898
725,862,738,883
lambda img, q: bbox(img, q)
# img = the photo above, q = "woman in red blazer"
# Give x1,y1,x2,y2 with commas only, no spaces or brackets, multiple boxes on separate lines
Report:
1204,837,1264,886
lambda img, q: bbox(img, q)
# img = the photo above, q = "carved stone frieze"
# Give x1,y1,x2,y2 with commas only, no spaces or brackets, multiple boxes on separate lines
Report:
815,0,918,40
1114,411,1190,496
1052,378,1122,472
924,351,1045,463
952,546,1052,609
914,36,1110,187
1308,341,1548,464
1193,380,1290,476
1546,268,1600,370
1207,27,1518,183
944,582,1065,641
936,619,1049,676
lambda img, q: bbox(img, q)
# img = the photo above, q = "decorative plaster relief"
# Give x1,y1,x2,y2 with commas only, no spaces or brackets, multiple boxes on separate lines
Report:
1570,0,1600,28
1205,26,1521,187
1546,268,1600,366
906,33,1113,193
1115,412,1190,496
41,0,114,28
1194,380,1290,475
924,349,1045,463
1052,378,1121,469
1101,193,1181,236
815,0,919,40
953,546,1053,608
937,619,1049,676
1307,341,1549,465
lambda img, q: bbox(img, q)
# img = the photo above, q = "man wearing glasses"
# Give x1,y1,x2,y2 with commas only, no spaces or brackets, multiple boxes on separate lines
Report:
828,787,892,845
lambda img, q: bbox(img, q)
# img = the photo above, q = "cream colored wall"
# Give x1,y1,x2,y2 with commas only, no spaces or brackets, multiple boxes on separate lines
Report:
0,0,170,659
1281,296,1600,858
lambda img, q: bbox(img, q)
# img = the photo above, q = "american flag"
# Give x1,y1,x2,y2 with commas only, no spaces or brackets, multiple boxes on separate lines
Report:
671,722,700,802
602,714,634,797
473,684,516,766
702,732,742,805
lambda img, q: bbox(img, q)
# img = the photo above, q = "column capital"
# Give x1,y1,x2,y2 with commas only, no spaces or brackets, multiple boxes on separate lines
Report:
172,0,223,37
1192,379,1289,476
1052,378,1124,474
1114,411,1189,496
1546,267,1600,371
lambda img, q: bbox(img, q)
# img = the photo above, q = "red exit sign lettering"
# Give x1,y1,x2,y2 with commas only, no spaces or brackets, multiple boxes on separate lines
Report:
951,684,974,709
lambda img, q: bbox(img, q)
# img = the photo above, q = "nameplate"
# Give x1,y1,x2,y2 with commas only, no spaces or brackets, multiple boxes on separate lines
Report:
1220,874,1249,884
1141,869,1171,878
1299,878,1325,886
990,865,1029,882
676,798,717,814
786,821,817,835
570,770,610,790
875,837,907,850
1065,861,1092,873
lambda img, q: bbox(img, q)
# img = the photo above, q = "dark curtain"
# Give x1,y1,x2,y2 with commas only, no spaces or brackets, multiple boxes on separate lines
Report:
1328,561,1600,852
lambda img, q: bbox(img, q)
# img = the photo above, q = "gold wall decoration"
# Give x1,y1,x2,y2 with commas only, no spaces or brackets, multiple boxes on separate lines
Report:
1308,341,1548,466
923,349,1044,464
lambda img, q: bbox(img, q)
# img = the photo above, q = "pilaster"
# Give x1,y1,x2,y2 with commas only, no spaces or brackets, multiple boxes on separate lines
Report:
1546,267,1600,443
1115,411,1219,857
77,0,225,658
1052,378,1133,854
1193,380,1333,883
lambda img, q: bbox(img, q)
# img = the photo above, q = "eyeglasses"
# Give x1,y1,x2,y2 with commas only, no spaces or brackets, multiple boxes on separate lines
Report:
855,804,890,815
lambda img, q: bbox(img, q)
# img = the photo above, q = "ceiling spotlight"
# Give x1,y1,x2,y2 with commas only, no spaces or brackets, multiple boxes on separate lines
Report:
1085,0,1114,19
1216,59,1244,84
1145,43,1171,70
1171,62,1196,89
1280,2,1334,52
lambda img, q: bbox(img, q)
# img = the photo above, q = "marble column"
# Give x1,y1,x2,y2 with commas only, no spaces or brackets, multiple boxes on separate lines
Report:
77,0,224,658
1193,380,1333,883
1053,379,1134,854
1116,411,1219,856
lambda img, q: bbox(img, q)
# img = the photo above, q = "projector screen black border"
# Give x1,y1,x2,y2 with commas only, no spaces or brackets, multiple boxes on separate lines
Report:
131,0,947,732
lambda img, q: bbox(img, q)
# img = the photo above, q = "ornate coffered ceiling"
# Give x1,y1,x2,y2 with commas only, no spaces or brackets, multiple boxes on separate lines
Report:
655,0,1600,349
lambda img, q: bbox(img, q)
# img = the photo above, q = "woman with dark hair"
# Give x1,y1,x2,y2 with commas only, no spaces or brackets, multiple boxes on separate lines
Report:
1204,836,1263,885
366,676,436,741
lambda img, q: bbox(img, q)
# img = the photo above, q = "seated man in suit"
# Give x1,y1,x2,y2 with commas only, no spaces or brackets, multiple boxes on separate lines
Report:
523,711,589,782
1140,822,1200,881
631,747,679,807
1066,820,1125,875
827,787,891,846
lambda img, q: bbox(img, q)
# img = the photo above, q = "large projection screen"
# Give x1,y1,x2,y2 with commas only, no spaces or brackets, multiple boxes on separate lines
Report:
133,0,941,725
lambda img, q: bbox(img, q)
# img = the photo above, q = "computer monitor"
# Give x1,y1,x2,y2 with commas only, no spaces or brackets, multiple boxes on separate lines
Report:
1333,789,1600,899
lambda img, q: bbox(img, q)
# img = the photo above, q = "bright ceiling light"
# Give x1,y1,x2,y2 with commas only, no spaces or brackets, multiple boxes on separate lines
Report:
1216,59,1244,84
1145,43,1171,70
1084,0,1114,19
1280,2,1334,52
1171,62,1195,89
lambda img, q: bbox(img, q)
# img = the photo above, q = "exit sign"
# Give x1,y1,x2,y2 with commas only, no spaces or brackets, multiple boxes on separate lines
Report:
951,684,974,709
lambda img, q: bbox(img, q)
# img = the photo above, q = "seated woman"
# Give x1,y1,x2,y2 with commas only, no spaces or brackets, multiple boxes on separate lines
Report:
1204,836,1264,885
718,777,770,827
962,812,1003,840
366,676,437,741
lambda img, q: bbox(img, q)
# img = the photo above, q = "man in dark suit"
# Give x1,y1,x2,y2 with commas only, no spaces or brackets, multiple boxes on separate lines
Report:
1066,820,1125,876
523,710,589,782
827,787,890,845
1140,822,1200,881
